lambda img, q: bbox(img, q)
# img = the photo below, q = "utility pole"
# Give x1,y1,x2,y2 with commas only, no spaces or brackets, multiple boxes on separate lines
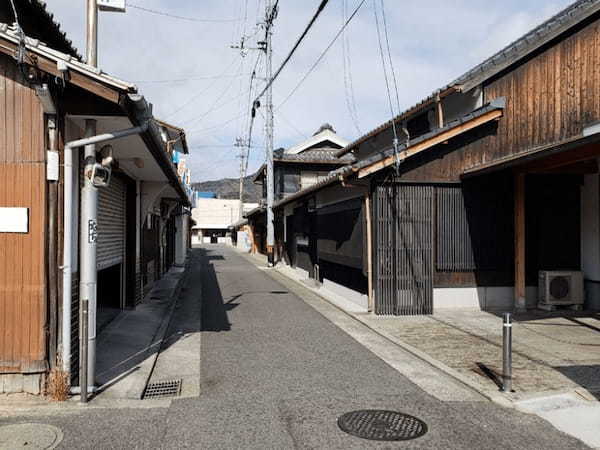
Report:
235,137,248,221
265,0,275,267
80,0,99,402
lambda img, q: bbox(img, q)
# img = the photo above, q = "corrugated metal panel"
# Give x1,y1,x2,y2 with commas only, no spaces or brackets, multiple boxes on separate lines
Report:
374,184,433,316
436,186,476,271
97,175,125,270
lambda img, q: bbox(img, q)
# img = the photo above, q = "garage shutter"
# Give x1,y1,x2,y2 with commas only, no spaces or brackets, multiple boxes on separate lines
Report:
97,175,126,270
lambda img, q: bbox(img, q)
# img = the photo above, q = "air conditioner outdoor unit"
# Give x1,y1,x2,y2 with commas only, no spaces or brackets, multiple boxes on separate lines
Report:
538,270,584,309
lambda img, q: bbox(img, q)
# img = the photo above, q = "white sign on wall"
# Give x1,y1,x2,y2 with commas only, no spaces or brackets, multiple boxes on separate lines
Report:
0,207,29,233
98,0,126,12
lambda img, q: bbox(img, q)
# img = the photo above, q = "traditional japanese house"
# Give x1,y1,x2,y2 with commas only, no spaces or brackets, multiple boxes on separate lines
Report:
274,0,600,315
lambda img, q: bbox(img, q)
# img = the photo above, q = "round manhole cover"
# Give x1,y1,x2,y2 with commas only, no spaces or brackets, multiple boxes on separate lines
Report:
0,423,63,449
337,410,428,441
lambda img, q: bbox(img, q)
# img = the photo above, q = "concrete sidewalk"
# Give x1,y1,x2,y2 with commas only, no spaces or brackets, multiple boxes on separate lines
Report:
94,265,188,400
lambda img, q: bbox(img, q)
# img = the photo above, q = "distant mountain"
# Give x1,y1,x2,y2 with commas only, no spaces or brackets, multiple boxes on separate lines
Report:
191,174,262,203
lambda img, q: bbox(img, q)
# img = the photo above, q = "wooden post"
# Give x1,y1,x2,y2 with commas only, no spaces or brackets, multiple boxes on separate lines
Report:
436,94,444,129
514,172,527,311
365,191,374,313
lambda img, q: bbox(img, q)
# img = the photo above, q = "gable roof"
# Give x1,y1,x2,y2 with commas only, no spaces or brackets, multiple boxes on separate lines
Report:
286,125,349,155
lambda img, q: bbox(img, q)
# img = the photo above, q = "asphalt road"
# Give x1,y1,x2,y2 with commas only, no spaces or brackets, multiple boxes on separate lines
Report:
1,245,588,449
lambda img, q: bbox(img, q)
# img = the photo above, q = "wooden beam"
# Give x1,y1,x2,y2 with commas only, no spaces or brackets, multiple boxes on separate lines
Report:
514,172,526,311
520,142,600,173
358,108,503,179
531,159,598,174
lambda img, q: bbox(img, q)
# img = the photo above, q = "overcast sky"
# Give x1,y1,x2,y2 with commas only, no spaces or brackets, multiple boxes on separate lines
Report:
46,0,574,182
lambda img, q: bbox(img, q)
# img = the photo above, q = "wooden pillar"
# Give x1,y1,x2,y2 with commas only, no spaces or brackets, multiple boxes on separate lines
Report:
436,95,444,129
365,191,374,313
514,172,527,311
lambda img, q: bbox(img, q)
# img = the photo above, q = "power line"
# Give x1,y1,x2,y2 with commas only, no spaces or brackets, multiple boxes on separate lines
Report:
341,0,361,135
276,0,366,110
373,0,400,170
254,0,330,103
163,58,241,120
132,73,253,84
126,3,240,23
380,0,401,115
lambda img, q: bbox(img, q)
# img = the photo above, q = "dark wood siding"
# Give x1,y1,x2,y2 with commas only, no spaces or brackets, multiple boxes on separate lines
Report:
390,17,600,182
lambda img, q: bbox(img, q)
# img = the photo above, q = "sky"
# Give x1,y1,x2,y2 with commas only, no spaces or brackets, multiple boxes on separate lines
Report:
45,0,574,182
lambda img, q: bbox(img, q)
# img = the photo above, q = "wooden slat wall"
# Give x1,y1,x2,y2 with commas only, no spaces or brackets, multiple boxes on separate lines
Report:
396,18,600,182
0,52,47,372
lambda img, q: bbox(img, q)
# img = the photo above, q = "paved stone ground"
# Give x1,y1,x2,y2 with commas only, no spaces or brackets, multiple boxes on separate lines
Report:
0,246,589,449
360,309,600,395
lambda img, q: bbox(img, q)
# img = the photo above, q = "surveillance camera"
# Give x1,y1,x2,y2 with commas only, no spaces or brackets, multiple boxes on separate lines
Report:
99,144,114,167
90,163,112,187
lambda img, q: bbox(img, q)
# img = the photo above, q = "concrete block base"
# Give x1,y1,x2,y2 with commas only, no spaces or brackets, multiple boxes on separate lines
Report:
434,286,538,311
0,373,43,395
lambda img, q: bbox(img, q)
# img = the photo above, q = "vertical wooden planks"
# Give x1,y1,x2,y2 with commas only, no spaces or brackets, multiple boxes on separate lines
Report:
0,52,47,370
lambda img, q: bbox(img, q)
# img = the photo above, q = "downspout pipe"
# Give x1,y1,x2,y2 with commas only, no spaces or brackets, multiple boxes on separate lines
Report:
61,122,149,375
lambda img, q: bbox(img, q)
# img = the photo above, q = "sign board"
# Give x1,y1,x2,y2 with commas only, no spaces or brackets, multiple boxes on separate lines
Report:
0,207,29,233
88,219,98,244
47,150,59,181
98,0,126,12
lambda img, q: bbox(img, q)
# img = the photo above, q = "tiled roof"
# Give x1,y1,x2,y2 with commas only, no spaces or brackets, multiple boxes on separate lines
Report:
274,99,506,209
336,0,600,158
274,147,355,163
0,23,137,92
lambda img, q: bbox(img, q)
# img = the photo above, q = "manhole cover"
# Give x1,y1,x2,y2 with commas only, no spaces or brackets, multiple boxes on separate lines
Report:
337,410,428,441
0,423,63,449
143,379,182,399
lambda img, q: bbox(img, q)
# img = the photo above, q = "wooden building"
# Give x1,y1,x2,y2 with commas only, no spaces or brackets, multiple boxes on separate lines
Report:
0,2,191,393
274,0,600,315
249,124,351,261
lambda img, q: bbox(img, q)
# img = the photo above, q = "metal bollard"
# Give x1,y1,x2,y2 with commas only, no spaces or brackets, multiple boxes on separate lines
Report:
502,312,512,393
314,264,320,284
80,299,89,404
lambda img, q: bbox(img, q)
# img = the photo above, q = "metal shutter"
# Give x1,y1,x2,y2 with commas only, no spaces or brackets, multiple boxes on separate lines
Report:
97,175,126,270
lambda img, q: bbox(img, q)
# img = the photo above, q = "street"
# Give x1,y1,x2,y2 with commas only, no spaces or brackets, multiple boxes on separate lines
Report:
1,245,586,449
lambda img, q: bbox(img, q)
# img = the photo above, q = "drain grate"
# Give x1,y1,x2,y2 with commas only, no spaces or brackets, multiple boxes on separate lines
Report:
143,379,182,399
337,410,428,441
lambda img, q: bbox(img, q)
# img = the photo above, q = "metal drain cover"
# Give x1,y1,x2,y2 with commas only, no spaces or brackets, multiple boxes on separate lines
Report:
0,423,63,449
337,410,428,441
143,379,182,399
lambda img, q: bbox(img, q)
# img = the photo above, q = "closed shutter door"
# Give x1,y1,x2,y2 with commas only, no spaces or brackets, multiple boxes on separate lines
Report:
97,175,126,270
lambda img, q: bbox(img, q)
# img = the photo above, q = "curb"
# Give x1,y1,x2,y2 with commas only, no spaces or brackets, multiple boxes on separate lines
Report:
133,259,191,400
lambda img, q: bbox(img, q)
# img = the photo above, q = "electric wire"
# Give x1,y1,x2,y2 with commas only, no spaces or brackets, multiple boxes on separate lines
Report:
380,0,401,116
180,60,249,128
125,2,240,23
341,0,361,135
373,0,400,171
254,0,330,103
276,0,367,110
163,58,240,120
131,73,252,84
